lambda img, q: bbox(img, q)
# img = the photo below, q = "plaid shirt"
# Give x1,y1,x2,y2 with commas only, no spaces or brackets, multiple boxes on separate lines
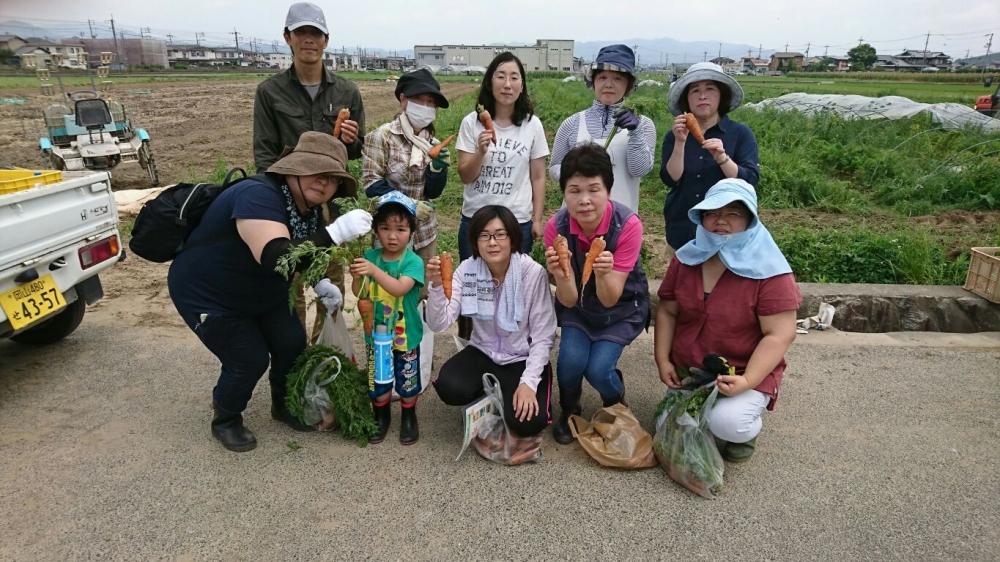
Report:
362,116,439,250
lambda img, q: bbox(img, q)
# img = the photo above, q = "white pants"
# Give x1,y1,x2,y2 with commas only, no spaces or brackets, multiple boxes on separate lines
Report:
707,389,770,443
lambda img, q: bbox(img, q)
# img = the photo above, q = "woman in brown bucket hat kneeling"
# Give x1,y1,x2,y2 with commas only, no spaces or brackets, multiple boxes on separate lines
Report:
168,132,372,452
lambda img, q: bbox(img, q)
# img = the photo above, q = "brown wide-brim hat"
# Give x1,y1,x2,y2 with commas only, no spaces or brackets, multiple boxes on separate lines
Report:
267,131,358,198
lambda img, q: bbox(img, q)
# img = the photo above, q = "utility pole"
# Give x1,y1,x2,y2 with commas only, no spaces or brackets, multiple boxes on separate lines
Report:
703,51,707,62
784,42,789,51
195,32,204,46
984,33,994,75
857,37,864,46
633,44,639,67
718,43,722,59
922,30,930,66
87,19,96,39
140,27,150,39
805,43,810,59
107,14,120,66
166,33,174,45
824,45,829,57
758,44,762,59
232,28,240,50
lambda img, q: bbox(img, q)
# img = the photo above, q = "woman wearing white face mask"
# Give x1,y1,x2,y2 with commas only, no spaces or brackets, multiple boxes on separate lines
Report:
363,69,451,271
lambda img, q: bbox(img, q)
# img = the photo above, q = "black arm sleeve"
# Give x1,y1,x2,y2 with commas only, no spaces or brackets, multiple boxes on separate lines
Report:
365,178,394,197
424,167,448,199
259,228,334,273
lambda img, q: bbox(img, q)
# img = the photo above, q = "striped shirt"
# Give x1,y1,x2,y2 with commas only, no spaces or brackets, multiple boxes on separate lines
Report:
549,99,657,181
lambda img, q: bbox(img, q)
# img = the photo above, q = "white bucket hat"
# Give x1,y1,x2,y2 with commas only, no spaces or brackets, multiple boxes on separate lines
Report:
668,62,744,116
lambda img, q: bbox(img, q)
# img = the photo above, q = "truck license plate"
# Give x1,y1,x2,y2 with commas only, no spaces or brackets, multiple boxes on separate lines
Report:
0,274,66,331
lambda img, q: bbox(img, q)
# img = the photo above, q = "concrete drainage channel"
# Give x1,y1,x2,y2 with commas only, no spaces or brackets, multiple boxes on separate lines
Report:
647,282,1000,333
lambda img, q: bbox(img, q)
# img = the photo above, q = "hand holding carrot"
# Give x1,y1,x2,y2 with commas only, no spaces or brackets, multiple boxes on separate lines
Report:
349,258,377,278
544,245,573,281
672,114,690,143
476,130,493,155
425,256,443,288
591,251,615,279
476,104,497,145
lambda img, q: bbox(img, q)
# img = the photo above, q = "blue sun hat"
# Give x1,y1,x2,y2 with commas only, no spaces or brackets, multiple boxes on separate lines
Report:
585,44,638,93
376,190,417,217
674,178,792,279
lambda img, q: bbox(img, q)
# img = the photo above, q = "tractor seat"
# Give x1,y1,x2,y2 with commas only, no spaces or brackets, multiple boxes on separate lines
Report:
75,98,113,128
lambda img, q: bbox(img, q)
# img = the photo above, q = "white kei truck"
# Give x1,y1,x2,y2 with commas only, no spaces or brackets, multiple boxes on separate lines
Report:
0,170,124,344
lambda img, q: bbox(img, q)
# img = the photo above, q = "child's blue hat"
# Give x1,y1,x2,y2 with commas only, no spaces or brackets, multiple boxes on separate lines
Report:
376,190,417,217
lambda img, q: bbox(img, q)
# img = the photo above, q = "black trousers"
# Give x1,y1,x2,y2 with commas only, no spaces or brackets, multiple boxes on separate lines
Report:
175,301,305,415
433,345,552,437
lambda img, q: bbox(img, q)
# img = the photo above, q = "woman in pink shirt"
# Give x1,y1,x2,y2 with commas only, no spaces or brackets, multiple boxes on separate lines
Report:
654,178,800,463
543,144,650,445
426,205,557,437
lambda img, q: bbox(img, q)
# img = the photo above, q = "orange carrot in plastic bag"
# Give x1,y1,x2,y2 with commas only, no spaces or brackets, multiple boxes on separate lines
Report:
439,253,454,300
683,112,705,145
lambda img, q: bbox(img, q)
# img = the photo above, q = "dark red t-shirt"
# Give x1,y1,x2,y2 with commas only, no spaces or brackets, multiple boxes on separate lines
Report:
657,257,802,410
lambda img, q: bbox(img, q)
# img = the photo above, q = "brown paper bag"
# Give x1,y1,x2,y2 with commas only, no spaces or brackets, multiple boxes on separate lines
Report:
568,404,658,469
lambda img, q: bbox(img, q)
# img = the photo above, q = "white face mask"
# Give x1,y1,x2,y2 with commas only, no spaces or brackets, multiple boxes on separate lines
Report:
405,101,436,129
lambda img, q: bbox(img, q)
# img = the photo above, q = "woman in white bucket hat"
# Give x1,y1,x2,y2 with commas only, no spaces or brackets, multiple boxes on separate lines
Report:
660,62,760,252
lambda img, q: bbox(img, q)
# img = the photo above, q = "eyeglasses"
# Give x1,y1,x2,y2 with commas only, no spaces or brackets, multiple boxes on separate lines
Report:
702,210,745,221
477,232,509,242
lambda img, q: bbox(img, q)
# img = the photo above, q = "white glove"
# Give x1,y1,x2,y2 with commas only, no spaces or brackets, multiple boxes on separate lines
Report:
416,201,434,222
326,209,372,245
313,278,343,312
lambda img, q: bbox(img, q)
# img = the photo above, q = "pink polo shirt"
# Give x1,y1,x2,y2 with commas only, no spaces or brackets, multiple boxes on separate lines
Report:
544,202,643,273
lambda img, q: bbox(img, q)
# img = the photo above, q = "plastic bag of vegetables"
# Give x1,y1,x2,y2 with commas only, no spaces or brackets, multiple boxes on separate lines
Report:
652,384,724,499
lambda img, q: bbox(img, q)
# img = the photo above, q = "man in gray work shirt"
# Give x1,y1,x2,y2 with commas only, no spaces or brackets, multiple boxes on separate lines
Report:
253,2,365,170
253,2,366,342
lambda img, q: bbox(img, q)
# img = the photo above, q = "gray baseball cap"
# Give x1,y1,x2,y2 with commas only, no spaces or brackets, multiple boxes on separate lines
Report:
285,2,329,35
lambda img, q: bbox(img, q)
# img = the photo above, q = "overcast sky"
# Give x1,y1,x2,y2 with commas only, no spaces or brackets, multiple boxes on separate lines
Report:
4,0,997,57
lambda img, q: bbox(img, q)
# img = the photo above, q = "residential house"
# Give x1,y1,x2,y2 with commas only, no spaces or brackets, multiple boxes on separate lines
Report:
722,62,742,75
710,56,735,65
893,49,951,70
768,52,805,72
0,34,27,52
874,55,923,72
167,45,218,65
16,41,86,69
740,56,769,75
265,52,293,69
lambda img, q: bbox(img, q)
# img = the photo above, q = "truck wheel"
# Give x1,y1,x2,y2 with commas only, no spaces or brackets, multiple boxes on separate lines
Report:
10,295,86,345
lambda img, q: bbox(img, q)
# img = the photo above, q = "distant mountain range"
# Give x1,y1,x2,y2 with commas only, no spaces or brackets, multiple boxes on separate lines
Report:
574,38,777,64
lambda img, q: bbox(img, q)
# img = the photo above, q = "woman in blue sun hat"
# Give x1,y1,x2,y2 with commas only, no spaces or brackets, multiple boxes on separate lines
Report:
549,44,657,213
660,61,760,254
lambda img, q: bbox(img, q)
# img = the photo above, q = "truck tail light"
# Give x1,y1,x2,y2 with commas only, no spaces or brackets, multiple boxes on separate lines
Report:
78,235,120,269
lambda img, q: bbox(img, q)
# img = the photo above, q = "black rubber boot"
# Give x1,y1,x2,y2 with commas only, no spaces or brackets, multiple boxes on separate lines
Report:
369,400,391,444
211,402,257,452
399,402,419,445
458,316,473,341
270,386,315,432
553,385,582,445
602,369,628,408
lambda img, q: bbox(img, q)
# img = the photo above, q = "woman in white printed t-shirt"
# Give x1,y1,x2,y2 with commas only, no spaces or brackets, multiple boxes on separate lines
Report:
456,52,550,339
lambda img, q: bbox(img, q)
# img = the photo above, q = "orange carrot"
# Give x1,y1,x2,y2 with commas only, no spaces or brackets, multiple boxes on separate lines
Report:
428,134,455,159
580,236,606,302
683,112,705,145
439,253,454,300
476,104,497,144
552,234,571,278
333,108,350,138
357,298,374,336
